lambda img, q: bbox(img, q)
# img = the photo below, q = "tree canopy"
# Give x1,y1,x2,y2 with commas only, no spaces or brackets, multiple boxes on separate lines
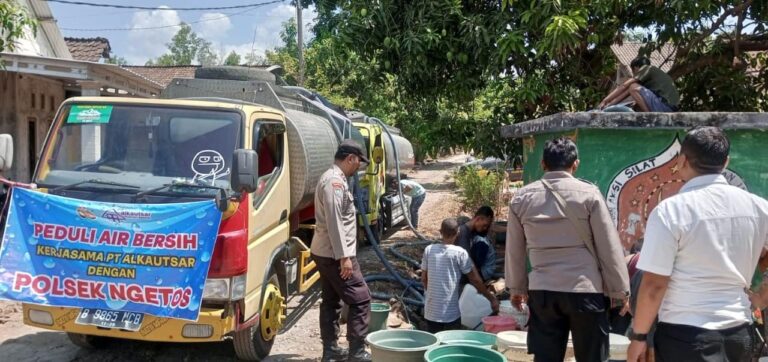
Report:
0,0,36,54
224,51,241,65
147,23,219,66
271,0,768,159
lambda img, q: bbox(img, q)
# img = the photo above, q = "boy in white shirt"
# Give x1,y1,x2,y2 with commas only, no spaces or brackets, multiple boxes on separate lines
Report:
421,218,498,333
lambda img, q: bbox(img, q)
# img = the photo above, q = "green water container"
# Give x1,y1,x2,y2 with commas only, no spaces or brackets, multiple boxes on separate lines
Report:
366,329,440,362
369,302,391,332
435,330,497,349
424,344,507,362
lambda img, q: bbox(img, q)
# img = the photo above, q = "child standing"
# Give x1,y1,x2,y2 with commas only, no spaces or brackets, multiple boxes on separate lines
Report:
421,218,499,333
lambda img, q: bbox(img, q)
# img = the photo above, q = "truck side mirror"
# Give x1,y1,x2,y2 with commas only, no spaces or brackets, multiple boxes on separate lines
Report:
0,134,13,172
231,149,257,194
372,146,384,164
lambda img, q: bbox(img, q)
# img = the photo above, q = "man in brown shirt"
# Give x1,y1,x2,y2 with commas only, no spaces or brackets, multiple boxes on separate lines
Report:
505,137,629,362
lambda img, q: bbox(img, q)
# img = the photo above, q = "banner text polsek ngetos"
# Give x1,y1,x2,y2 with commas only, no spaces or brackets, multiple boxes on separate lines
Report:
0,188,222,321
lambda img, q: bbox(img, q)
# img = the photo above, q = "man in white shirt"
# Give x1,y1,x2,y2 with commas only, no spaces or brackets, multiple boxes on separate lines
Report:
627,127,768,361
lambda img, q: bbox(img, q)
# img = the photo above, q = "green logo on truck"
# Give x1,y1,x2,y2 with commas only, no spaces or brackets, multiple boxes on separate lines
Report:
67,105,113,124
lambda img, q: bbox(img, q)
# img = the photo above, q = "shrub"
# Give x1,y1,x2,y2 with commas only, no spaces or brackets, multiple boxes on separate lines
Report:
454,165,505,214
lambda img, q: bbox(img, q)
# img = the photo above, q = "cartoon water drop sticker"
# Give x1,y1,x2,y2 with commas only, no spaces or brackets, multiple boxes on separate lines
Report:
200,252,211,263
105,296,128,310
18,200,25,207
60,270,66,276
26,215,33,225
156,278,163,285
132,223,142,232
43,258,56,268
207,221,214,226
72,273,79,278
23,252,30,261
27,237,38,245
196,210,207,219
0,283,8,294
191,150,230,186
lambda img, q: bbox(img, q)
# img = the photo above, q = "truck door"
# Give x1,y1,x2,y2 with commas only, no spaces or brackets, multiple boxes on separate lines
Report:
243,112,291,320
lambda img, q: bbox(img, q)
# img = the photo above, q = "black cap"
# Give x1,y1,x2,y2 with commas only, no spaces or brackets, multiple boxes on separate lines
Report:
336,139,369,163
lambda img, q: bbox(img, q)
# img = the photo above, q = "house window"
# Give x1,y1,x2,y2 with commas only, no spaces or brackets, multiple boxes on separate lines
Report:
31,92,35,109
40,94,45,110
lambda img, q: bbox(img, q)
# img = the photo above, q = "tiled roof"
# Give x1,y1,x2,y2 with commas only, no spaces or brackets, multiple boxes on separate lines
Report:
64,37,111,62
611,42,676,73
122,65,200,88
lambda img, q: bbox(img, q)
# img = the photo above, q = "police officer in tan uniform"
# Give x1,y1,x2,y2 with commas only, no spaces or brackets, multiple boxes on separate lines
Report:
506,137,630,362
311,139,372,362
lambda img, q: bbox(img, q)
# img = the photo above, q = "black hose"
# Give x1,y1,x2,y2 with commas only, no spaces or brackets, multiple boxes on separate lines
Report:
390,241,430,269
352,172,425,305
368,117,437,243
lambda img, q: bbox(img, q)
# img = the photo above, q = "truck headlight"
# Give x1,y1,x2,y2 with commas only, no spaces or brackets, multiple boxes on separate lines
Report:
231,274,246,300
202,278,230,300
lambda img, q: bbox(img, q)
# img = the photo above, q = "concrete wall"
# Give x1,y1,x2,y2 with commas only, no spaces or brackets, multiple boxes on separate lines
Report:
0,72,65,182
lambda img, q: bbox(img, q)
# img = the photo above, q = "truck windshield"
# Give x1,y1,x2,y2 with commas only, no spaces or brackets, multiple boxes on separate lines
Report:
36,103,242,193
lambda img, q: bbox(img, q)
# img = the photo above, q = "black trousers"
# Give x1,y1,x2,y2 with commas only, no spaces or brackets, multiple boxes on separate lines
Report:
527,290,609,362
425,318,461,334
655,322,754,362
313,254,371,344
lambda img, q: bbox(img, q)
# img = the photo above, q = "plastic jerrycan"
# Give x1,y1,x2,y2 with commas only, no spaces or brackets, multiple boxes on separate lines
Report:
459,284,492,330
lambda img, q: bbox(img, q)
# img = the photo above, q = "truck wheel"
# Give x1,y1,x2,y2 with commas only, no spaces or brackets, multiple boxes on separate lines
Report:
233,273,286,361
66,332,109,349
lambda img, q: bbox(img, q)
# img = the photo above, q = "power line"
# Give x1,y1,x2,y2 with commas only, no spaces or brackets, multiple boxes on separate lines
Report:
59,4,267,32
44,0,284,11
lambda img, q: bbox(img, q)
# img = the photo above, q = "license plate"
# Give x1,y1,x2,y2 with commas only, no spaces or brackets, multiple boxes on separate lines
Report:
75,308,144,331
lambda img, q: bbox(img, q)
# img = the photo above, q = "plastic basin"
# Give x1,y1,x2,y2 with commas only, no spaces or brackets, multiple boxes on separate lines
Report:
365,329,439,362
435,330,497,349
482,315,518,333
425,344,506,362
369,302,391,332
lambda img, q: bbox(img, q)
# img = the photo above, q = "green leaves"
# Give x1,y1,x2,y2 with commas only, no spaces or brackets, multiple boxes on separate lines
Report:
540,9,588,57
149,23,219,66
454,166,505,213
0,0,36,54
295,0,767,161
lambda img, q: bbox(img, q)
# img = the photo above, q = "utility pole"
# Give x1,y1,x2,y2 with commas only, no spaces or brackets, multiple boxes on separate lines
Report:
296,0,305,86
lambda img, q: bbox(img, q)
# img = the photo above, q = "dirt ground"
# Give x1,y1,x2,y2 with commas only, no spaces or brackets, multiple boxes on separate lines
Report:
0,153,472,361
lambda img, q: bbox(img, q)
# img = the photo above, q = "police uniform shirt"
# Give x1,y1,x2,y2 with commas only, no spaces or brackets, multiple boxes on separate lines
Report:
505,171,630,299
311,165,357,259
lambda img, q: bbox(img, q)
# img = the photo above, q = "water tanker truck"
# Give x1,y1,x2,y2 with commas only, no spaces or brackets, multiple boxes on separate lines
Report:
0,67,412,360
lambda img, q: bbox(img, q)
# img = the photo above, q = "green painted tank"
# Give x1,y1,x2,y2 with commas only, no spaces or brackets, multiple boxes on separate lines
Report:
501,112,768,286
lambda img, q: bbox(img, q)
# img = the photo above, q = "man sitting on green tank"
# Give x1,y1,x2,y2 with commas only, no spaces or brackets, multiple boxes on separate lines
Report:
599,56,680,112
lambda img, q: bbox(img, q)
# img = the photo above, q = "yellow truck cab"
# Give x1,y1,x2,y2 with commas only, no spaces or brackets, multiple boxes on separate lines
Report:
350,115,415,241
12,95,323,360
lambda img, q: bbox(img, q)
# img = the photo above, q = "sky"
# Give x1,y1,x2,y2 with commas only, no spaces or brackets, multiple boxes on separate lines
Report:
47,0,317,65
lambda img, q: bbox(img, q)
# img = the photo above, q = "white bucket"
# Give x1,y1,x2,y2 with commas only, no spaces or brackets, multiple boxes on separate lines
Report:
499,300,529,328
459,284,492,330
609,333,630,360
495,331,630,361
